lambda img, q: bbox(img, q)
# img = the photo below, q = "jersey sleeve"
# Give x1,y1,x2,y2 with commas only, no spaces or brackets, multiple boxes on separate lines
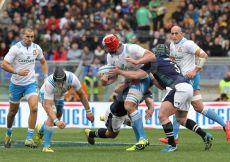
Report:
184,40,200,55
69,72,82,91
4,46,18,63
36,45,44,60
127,44,146,58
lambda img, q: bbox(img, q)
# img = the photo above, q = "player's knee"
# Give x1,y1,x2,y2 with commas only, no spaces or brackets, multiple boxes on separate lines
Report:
124,102,135,113
8,109,18,117
30,106,38,113
191,100,203,113
158,112,167,122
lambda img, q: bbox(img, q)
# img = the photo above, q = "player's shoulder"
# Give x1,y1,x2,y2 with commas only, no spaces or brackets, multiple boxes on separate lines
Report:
11,42,22,49
31,42,42,50
65,71,79,83
46,74,56,88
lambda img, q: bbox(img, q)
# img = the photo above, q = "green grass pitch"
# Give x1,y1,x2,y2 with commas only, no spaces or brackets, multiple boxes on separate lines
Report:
0,128,229,162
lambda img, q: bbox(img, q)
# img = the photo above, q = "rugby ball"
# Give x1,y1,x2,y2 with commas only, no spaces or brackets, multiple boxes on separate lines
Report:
98,65,116,75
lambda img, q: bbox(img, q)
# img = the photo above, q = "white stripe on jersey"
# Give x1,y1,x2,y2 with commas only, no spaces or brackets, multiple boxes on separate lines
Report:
4,41,44,85
170,38,200,76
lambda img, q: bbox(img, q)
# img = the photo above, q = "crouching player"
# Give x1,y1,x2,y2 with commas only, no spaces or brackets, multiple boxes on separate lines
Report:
36,67,94,152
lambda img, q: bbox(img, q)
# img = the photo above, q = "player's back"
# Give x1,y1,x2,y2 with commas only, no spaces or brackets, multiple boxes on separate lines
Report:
153,57,189,89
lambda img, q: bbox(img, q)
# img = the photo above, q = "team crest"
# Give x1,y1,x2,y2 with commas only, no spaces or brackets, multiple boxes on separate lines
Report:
178,47,182,52
33,50,37,55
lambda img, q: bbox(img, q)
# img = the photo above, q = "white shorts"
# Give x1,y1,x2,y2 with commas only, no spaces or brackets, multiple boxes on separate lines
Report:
104,108,130,132
163,83,193,111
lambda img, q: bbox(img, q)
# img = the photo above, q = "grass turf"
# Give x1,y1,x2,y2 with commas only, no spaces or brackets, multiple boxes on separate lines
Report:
0,128,229,162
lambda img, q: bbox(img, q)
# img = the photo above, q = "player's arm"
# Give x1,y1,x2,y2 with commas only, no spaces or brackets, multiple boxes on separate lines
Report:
76,88,94,122
145,97,154,120
99,74,117,86
43,99,65,129
194,48,208,73
125,50,156,65
1,59,29,76
109,67,147,80
39,57,48,79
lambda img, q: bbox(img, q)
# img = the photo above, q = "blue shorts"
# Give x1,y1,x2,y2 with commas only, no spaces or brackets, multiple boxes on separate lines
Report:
39,91,64,113
9,82,38,103
190,73,200,91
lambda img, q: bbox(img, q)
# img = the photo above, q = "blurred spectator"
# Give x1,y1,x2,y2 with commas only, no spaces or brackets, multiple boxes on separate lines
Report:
215,93,229,101
93,45,105,64
135,2,151,43
81,46,94,66
53,45,67,61
67,42,82,61
148,0,165,31
219,71,230,100
0,42,8,59
84,68,99,101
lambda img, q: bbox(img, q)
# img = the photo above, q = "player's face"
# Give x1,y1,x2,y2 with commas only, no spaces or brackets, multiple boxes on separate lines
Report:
23,31,34,46
56,81,65,88
170,29,183,43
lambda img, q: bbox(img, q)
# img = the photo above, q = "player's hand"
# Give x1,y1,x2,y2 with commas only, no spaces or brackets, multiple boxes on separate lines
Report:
86,112,94,123
125,56,139,65
56,121,66,129
18,69,30,76
186,70,196,79
108,67,120,76
145,108,154,120
100,74,109,86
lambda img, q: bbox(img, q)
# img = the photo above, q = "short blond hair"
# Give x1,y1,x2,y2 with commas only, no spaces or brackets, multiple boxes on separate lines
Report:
22,27,34,34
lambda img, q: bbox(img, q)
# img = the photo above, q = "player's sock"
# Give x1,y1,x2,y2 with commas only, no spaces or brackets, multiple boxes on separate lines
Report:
132,126,140,142
89,128,107,138
6,128,12,137
162,122,176,147
39,123,45,134
43,125,53,147
185,119,206,138
202,108,226,127
172,116,180,139
26,128,34,140
130,110,146,140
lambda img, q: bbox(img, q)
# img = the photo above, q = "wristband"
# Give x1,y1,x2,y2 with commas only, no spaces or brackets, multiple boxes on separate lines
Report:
86,109,91,113
54,118,60,125
197,58,206,68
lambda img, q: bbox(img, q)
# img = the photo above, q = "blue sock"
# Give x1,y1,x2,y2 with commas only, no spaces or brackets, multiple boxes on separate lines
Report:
43,125,53,148
39,123,45,135
130,110,146,140
6,128,12,137
26,129,34,140
132,126,140,142
202,108,226,127
172,116,180,139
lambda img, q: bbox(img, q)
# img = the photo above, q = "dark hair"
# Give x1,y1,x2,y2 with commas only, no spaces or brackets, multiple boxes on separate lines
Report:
53,67,66,82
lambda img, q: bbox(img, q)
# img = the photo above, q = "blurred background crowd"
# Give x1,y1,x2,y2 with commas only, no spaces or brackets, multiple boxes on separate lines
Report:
0,0,229,101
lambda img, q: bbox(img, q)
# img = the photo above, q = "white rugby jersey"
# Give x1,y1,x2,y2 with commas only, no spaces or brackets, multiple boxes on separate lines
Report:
40,71,81,100
4,41,44,85
170,38,200,76
107,44,146,71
